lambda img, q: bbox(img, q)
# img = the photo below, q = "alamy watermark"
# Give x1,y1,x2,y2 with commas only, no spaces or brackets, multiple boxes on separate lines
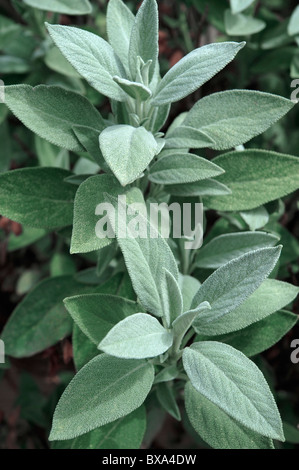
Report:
0,79,5,103
0,339,5,364
291,79,299,103
95,195,204,249
290,339,299,364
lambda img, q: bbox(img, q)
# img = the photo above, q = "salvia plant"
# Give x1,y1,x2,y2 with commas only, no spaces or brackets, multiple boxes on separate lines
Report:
1,0,299,450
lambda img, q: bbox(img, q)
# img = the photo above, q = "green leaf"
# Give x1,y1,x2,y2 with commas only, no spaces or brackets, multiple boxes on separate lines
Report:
178,274,201,312
23,0,92,14
0,167,76,229
45,46,80,78
0,55,30,74
197,310,298,357
196,231,279,269
195,279,299,336
148,103,170,133
225,10,266,36
156,382,181,421
8,227,47,252
99,313,173,359
107,0,135,72
128,0,158,82
72,324,99,371
72,125,110,170
99,125,158,186
172,302,211,352
71,174,123,254
154,364,179,384
46,24,127,101
183,342,284,440
64,294,141,345
230,0,255,14
203,150,299,211
166,179,231,197
5,85,105,151
161,269,183,326
152,42,244,106
240,206,269,231
185,382,274,449
52,406,146,449
165,126,216,149
104,188,178,317
0,276,89,358
283,422,299,444
49,354,154,440
288,6,299,36
148,152,224,185
181,91,294,151
113,76,152,101
191,246,281,326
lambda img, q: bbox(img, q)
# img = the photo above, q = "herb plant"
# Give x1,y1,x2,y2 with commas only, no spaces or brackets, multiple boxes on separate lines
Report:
1,0,299,450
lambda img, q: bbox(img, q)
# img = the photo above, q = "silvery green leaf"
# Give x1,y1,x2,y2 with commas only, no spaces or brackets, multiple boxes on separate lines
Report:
71,174,123,254
194,279,299,336
230,0,255,14
23,0,92,14
203,149,299,211
46,24,127,101
72,125,110,171
99,125,158,186
288,6,299,36
240,206,269,231
178,274,201,312
191,246,281,325
113,76,152,101
128,0,158,82
148,153,224,185
104,188,178,318
45,46,80,78
183,342,284,441
98,313,173,359
182,91,294,150
4,85,105,151
52,406,146,449
156,382,181,421
165,126,216,149
196,231,279,269
107,0,135,71
185,382,274,449
161,268,183,327
166,179,232,197
64,294,142,345
49,354,154,440
197,310,298,358
172,302,211,352
225,10,266,36
151,42,245,106
148,104,170,133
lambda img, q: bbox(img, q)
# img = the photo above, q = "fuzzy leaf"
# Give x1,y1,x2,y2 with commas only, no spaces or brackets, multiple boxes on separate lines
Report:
107,0,135,71
181,91,294,150
128,0,158,82
49,355,154,440
0,167,76,228
156,383,181,421
197,310,298,357
46,24,127,101
288,6,299,36
225,10,266,36
230,0,255,14
196,231,279,269
4,85,105,151
183,342,284,441
113,76,152,101
185,382,274,449
191,246,281,325
99,125,158,186
148,152,224,184
99,313,173,359
194,279,299,336
23,0,92,14
152,42,244,105
203,150,299,211
167,179,231,197
64,294,141,345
